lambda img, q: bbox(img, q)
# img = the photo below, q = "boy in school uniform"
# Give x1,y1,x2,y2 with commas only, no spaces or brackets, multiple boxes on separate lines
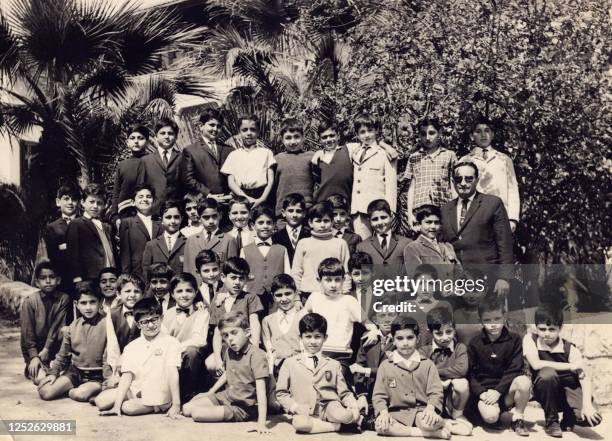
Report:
274,118,314,216
142,200,186,277
119,184,162,278
327,194,361,254
276,313,364,434
373,317,451,439
419,307,472,435
524,306,602,437
205,258,264,376
146,263,175,313
181,108,233,200
348,251,376,317
38,281,106,402
194,250,224,309
227,196,256,251
66,183,117,284
221,114,276,207
262,274,303,378
459,115,520,232
98,267,121,314
98,297,182,418
241,205,291,314
21,261,71,385
180,192,204,237
138,118,182,215
110,124,149,225
183,197,239,280
272,193,310,266
163,273,210,403
468,295,531,436
350,113,398,239
183,311,271,434
292,201,351,301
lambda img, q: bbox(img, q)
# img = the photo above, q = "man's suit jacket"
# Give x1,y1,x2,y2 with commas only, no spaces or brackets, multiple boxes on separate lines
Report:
142,234,187,279
272,226,310,266
66,217,117,282
183,230,239,280
180,141,233,196
356,233,412,267
43,218,71,283
119,215,162,277
440,192,513,266
138,149,181,213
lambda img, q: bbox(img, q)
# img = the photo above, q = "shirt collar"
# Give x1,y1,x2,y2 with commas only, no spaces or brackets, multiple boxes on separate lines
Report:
432,339,455,353
257,239,273,246
303,349,323,359
286,225,301,234
158,146,177,158
481,326,509,343
231,342,252,355
536,336,564,353
62,214,77,221
459,193,477,205
83,212,99,221
121,305,133,316
165,231,180,239
474,146,496,157
137,212,152,222
391,350,422,367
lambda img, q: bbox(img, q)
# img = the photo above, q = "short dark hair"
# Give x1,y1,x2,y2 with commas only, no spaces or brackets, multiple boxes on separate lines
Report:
414,263,438,279
219,311,249,330
34,260,59,279
154,117,179,135
391,316,420,336
133,183,156,199
414,204,441,223
169,273,199,295
183,192,203,205
197,197,219,215
237,114,259,128
534,305,564,327
82,183,106,201
477,295,506,318
453,161,479,179
134,297,163,322
317,257,345,278
56,183,80,200
470,114,493,133
426,306,455,332
127,123,150,138
160,199,183,217
222,257,250,277
307,201,333,222
75,280,101,300
317,120,338,135
417,117,441,132
271,273,296,294
353,113,380,132
327,194,349,211
348,251,373,272
282,193,306,210
299,313,327,335
117,273,145,293
229,195,251,212
98,267,120,282
280,117,304,137
251,204,274,223
195,250,220,272
199,108,223,126
366,199,392,217
147,263,174,281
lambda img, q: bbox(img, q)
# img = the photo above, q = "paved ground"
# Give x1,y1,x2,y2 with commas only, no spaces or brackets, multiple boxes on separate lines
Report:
0,320,610,441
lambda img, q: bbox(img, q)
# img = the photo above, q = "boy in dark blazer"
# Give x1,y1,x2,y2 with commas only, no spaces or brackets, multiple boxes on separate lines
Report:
119,184,162,277
138,118,182,214
328,194,361,254
142,200,186,278
272,193,310,265
181,108,233,199
66,184,117,284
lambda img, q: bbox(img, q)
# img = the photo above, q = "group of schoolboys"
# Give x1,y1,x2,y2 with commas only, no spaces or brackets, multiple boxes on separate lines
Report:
21,109,601,438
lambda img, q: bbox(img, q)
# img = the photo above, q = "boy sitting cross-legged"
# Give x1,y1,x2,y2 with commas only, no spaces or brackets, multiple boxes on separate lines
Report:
276,313,365,434
183,311,271,434
99,297,181,418
373,317,451,439
38,281,107,402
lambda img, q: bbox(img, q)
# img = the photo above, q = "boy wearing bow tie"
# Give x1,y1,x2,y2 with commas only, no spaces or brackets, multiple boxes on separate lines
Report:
419,307,472,435
163,273,210,403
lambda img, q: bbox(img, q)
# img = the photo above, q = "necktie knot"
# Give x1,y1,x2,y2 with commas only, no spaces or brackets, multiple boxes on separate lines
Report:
433,347,452,357
124,310,133,318
176,307,190,316
483,148,490,160
335,229,343,238
310,355,319,369
257,241,271,247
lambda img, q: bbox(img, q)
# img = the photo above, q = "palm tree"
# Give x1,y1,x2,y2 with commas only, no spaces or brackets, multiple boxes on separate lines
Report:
0,0,215,189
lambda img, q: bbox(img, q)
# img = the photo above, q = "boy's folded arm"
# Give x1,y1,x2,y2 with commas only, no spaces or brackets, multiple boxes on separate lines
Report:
48,326,72,376
523,334,576,371
20,299,40,360
437,344,469,379
44,297,70,350
208,371,227,394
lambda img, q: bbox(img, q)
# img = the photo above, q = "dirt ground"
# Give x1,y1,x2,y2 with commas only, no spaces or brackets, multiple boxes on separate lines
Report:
0,320,610,441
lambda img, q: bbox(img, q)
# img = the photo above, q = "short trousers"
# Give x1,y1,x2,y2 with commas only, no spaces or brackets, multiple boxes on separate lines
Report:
63,365,104,387
211,390,258,422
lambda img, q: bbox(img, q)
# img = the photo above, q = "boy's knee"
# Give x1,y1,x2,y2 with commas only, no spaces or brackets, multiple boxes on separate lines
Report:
38,386,54,401
183,346,200,360
535,367,559,384
204,354,217,373
416,412,443,431
451,378,469,394
513,375,532,391
292,415,313,433
478,401,500,424
334,408,355,425
121,401,138,416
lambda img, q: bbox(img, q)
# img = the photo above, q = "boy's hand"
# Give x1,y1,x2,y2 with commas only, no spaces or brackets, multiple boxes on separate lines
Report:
39,374,56,387
293,299,303,311
350,406,360,423
255,422,271,434
494,279,510,296
27,357,42,379
581,403,602,427
104,375,120,389
349,363,364,374
99,405,122,417
39,348,49,363
480,389,500,405
357,395,369,414
165,403,181,419
362,329,379,347
375,410,392,433
215,355,225,376
441,379,451,388
570,360,584,373
421,405,440,426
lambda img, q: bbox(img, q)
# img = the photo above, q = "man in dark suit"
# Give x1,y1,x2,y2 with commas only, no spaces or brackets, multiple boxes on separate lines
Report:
440,161,513,296
138,118,182,214
181,109,233,199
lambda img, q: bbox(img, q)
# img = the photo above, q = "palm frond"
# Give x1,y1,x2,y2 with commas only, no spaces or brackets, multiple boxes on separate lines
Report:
0,11,21,81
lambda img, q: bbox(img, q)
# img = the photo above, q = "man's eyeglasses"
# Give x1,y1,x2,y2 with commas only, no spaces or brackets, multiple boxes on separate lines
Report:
453,175,475,184
138,316,161,326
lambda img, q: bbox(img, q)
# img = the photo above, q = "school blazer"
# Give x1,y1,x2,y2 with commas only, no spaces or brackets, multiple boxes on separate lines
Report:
42,218,71,281
403,235,461,280
353,336,394,396
183,230,239,280
141,234,186,279
110,156,143,221
138,150,181,213
272,227,310,266
356,233,412,267
440,192,513,266
119,215,162,277
342,230,361,255
180,141,233,196
66,217,117,282
351,145,397,214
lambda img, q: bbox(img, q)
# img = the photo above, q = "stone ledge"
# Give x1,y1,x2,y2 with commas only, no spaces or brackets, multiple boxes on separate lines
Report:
0,279,37,317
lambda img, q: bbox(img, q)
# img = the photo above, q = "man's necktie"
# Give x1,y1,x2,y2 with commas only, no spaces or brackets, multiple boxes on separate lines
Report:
123,310,133,318
166,235,173,251
176,307,190,316
310,355,318,369
210,141,217,158
63,216,72,225
380,233,388,252
335,229,343,238
207,283,215,300
236,227,243,250
483,148,489,160
206,231,212,242
163,150,169,167
359,146,369,164
459,199,468,226
290,228,298,248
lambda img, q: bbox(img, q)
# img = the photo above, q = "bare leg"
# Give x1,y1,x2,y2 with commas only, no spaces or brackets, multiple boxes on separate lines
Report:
292,415,340,434
449,378,472,435
121,398,156,416
324,401,356,424
189,397,227,422
415,411,451,439
38,376,73,401
506,375,531,420
376,418,423,437
69,382,102,402
94,388,119,410
183,393,212,417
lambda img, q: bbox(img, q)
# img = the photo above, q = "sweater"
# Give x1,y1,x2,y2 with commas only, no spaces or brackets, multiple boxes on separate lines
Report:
312,146,353,204
274,151,314,215
291,236,350,293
